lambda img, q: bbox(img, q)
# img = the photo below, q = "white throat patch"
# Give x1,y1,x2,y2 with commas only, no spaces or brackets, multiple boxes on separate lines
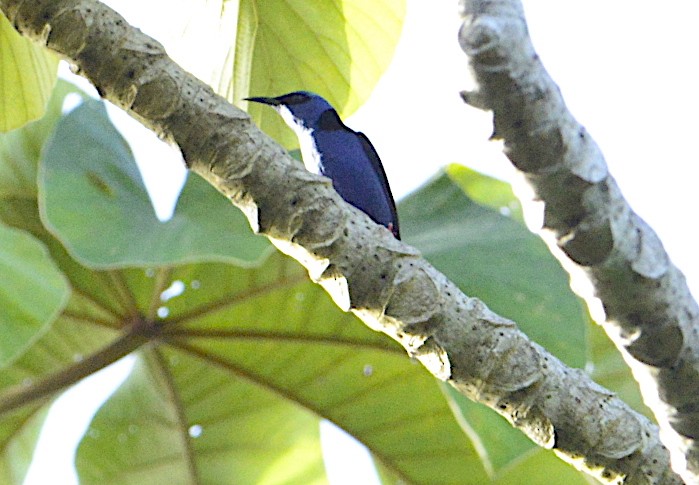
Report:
277,105,323,174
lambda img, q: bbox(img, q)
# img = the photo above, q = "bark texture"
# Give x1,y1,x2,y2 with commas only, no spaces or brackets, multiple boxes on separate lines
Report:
459,0,699,483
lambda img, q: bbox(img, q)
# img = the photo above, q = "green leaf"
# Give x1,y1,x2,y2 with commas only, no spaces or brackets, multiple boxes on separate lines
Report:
243,0,406,147
39,99,270,268
73,253,487,484
0,87,142,476
76,349,327,485
229,0,256,100
0,316,119,484
446,165,525,223
0,406,50,485
0,13,58,132
401,169,587,368
0,224,69,366
0,80,86,201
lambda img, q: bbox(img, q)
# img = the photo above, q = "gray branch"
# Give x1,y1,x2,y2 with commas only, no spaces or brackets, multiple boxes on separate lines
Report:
0,0,685,482
458,0,698,483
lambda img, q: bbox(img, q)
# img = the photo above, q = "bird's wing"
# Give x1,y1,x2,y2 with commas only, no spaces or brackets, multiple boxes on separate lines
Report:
357,132,400,239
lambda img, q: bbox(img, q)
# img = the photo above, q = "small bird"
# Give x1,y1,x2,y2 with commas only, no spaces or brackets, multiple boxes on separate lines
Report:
246,91,400,239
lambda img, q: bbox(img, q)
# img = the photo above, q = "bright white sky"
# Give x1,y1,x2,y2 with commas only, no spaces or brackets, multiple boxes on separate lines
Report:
22,1,699,483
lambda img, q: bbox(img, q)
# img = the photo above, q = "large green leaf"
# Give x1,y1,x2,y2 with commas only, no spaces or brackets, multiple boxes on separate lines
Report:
77,348,327,485
0,81,110,482
0,13,58,132
243,0,406,147
73,253,487,484
0,224,69,366
39,99,270,268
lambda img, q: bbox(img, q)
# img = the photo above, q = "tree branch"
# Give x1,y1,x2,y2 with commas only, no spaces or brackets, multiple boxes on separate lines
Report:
458,0,699,482
0,0,684,482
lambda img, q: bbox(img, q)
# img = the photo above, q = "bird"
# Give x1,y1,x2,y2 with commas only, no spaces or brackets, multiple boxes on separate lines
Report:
246,91,400,239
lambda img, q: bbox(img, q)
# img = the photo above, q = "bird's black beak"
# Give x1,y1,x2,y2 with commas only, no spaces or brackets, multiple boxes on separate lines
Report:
244,96,280,106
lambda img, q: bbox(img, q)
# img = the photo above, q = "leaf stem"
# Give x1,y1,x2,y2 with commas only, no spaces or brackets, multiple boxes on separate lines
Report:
0,327,147,416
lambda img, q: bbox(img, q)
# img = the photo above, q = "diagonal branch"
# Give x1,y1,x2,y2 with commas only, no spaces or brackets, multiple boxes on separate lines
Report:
457,0,699,482
0,0,684,482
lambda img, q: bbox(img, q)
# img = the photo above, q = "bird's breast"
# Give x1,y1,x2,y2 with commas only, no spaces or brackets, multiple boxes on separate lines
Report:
277,105,324,174
298,129,324,174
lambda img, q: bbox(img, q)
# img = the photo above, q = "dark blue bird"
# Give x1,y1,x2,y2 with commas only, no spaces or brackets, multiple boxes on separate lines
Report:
246,91,400,239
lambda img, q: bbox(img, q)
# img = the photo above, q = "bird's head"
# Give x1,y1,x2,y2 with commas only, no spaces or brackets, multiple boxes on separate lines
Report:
246,91,336,131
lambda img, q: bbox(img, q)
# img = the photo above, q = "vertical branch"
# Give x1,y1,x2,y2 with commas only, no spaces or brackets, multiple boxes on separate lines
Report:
458,0,699,482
